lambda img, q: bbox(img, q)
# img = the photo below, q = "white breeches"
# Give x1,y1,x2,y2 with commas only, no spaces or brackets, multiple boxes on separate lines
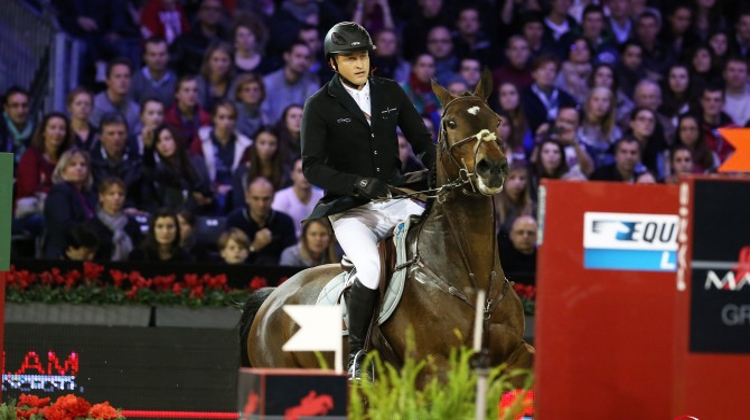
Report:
329,199,425,290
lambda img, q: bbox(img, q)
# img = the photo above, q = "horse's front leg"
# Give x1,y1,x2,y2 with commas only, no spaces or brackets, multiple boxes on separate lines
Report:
502,341,535,389
415,353,451,389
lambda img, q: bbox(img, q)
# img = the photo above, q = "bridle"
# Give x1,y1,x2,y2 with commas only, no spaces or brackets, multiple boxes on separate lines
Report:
393,95,502,201
438,96,502,194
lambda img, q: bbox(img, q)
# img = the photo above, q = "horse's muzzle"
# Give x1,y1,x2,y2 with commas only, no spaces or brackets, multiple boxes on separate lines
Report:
475,157,509,190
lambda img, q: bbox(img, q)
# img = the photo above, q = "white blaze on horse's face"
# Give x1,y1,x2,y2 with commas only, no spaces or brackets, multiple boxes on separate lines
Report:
472,129,504,195
467,106,480,115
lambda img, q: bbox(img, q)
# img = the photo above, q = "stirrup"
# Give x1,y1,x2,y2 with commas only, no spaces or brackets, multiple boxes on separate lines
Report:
347,350,374,382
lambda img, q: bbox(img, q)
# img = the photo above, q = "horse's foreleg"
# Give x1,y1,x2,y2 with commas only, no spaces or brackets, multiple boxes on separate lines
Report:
502,341,535,389
414,353,450,389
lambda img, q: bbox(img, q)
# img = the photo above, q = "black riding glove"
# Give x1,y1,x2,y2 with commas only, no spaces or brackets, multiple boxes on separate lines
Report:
354,177,390,200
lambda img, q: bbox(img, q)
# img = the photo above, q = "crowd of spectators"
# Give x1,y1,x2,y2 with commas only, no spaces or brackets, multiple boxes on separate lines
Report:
3,0,749,284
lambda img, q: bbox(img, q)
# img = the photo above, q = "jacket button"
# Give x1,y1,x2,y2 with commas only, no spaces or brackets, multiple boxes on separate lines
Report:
371,133,375,138
374,151,378,155
376,167,381,172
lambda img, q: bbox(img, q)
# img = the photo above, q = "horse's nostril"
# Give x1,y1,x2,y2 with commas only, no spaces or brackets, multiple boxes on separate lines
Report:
476,159,491,175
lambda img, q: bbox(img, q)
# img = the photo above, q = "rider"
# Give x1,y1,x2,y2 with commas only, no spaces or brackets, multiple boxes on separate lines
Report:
301,21,436,380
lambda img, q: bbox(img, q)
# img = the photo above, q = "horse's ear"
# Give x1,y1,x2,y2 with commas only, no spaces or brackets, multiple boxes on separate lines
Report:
431,78,454,109
473,67,493,100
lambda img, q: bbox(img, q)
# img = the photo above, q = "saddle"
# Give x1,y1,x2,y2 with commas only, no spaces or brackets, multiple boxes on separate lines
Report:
315,215,421,333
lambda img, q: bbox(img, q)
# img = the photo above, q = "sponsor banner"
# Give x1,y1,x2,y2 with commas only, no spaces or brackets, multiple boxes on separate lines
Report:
689,180,750,353
583,212,678,272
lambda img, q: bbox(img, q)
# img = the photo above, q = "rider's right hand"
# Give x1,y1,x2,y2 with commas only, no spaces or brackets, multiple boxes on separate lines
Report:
354,177,390,200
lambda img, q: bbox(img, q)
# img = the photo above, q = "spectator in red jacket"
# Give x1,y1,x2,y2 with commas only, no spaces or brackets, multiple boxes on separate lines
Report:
140,0,190,45
15,112,75,217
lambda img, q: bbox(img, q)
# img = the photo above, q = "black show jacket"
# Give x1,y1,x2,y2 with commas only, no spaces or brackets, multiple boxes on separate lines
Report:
301,75,436,219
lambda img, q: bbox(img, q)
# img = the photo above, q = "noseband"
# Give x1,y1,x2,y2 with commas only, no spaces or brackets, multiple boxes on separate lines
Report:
438,96,500,193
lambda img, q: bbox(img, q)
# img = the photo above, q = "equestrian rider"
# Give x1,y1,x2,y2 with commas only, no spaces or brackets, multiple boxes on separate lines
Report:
301,21,436,380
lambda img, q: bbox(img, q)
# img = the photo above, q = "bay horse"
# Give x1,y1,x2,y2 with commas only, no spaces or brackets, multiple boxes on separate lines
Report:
241,70,534,387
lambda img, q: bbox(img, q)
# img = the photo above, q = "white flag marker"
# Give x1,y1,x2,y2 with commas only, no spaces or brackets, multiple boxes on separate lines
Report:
282,305,343,374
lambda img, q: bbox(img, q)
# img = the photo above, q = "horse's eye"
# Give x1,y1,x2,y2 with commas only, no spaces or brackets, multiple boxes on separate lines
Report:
447,120,457,129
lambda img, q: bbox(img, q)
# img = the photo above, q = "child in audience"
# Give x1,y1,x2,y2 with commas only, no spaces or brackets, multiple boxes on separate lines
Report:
62,223,100,261
218,228,250,265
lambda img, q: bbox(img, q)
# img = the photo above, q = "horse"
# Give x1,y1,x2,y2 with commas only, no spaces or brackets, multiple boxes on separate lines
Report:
240,70,535,388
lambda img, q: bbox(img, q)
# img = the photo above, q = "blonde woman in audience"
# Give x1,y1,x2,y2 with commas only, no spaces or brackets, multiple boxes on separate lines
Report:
579,86,622,170
587,63,634,129
43,148,97,258
280,219,338,267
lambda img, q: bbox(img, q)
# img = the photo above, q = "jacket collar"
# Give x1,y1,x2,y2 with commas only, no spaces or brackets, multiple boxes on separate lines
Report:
326,75,375,128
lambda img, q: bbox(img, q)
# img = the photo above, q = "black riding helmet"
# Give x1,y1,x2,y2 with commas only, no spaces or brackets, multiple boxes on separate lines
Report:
324,21,376,59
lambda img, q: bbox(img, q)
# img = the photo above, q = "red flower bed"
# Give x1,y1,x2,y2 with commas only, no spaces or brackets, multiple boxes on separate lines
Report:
5,262,270,308
7,393,125,420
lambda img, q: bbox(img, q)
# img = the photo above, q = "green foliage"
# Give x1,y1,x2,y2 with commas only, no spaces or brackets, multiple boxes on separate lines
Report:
348,329,534,419
0,400,17,420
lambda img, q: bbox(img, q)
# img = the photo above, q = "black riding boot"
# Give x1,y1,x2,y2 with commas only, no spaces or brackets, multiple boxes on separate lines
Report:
346,279,379,381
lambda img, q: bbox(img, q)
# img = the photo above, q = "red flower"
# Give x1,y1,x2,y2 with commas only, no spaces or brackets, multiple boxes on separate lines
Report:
512,284,536,301
64,269,82,289
41,405,67,420
110,269,127,288
128,271,152,289
172,282,184,296
7,267,37,290
205,273,228,290
184,273,200,288
153,274,176,292
189,285,205,299
51,268,66,286
18,393,51,408
53,394,92,418
125,287,139,300
39,271,54,286
83,261,105,281
89,401,121,419
250,276,268,291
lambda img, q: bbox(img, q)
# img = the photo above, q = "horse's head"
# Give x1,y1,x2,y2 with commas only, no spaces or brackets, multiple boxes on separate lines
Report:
432,69,509,196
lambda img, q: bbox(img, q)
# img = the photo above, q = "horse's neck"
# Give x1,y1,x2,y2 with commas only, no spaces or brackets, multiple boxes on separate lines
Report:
418,189,498,290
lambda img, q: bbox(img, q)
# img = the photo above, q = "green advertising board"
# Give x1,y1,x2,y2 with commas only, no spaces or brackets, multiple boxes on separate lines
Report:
0,153,12,271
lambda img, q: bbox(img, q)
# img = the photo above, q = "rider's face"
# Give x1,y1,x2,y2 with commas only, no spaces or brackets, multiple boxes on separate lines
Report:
333,50,370,87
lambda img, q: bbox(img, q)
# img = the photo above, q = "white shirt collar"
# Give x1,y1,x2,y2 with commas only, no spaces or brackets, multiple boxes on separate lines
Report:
342,79,371,123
